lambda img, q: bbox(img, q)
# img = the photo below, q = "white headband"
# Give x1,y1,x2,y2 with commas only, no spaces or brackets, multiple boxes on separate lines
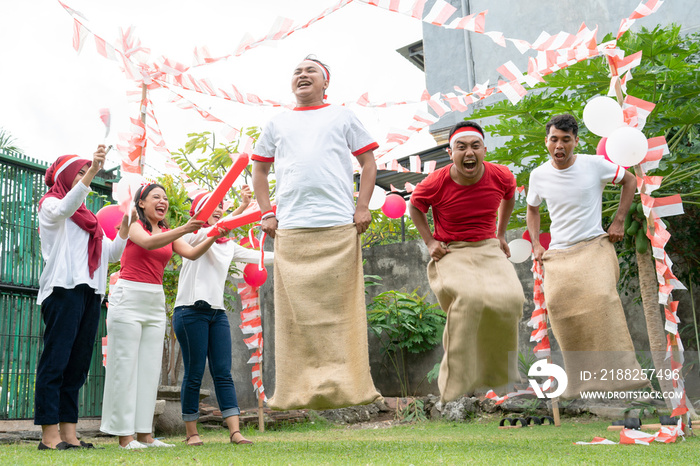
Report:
449,127,484,148
302,60,329,81
193,193,212,214
53,155,83,183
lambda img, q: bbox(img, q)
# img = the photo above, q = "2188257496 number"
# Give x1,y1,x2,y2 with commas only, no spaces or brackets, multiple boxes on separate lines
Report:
599,368,679,381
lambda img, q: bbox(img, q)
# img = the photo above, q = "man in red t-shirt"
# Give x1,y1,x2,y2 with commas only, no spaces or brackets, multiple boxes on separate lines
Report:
409,121,525,403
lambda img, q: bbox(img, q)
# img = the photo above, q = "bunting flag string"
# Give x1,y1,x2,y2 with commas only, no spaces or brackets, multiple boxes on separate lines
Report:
575,421,683,444
608,74,689,417
238,282,267,401
59,0,659,171
484,387,536,405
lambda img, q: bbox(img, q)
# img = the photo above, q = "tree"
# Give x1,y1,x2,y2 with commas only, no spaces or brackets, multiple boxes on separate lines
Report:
155,130,261,385
471,25,699,412
0,127,24,154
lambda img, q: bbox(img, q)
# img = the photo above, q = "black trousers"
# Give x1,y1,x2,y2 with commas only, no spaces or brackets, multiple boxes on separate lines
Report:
34,285,101,425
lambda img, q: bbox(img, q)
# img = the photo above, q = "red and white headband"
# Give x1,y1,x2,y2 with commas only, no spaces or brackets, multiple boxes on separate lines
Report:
192,192,213,214
449,127,484,148
52,155,83,185
302,59,329,82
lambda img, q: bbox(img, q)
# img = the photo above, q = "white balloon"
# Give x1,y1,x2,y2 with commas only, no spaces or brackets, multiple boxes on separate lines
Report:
582,96,625,137
606,126,648,167
508,239,533,264
368,185,387,210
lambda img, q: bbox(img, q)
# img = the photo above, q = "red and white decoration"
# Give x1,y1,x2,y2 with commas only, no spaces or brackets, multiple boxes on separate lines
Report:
237,281,267,402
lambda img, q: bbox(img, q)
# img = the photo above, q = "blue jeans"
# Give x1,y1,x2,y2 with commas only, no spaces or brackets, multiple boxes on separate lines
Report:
34,285,101,425
172,304,240,421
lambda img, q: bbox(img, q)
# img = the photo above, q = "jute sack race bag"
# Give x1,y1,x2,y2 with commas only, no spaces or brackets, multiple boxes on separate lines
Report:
543,234,650,398
428,239,525,403
268,224,381,410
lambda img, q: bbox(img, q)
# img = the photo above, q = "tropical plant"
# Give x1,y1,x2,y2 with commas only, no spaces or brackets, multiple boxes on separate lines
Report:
469,25,699,412
361,210,423,248
518,351,538,380
0,127,24,154
367,288,446,402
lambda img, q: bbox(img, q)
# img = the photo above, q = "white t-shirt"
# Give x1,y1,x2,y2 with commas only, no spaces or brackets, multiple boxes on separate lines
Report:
526,154,625,250
37,183,127,304
252,104,378,229
173,223,274,310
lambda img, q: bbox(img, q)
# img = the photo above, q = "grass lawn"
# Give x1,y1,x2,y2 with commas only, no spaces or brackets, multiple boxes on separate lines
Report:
0,416,695,465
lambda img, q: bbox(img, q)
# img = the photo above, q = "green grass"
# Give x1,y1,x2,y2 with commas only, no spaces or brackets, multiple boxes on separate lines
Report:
0,418,695,465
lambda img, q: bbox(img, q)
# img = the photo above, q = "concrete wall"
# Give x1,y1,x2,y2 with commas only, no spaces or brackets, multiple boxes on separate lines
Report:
422,0,700,136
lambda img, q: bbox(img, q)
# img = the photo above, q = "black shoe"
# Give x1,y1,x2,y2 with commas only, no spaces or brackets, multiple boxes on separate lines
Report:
37,442,54,450
80,440,103,449
56,442,81,450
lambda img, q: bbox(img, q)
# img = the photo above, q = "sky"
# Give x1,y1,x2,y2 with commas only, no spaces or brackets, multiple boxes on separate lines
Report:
0,0,434,177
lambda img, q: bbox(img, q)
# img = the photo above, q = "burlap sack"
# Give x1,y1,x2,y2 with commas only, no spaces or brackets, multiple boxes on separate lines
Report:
268,224,381,410
543,234,649,398
428,239,525,403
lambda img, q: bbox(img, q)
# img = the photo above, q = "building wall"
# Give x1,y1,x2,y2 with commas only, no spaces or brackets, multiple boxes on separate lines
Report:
422,0,700,136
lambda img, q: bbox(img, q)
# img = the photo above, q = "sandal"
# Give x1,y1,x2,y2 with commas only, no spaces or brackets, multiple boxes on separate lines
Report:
230,431,253,445
185,434,204,446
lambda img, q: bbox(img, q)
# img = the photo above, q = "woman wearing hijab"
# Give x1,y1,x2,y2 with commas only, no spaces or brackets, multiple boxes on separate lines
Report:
35,145,131,450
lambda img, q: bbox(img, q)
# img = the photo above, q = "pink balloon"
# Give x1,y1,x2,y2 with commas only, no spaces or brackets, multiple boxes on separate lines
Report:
597,136,630,168
96,205,123,240
381,194,406,219
596,137,608,157
243,263,268,287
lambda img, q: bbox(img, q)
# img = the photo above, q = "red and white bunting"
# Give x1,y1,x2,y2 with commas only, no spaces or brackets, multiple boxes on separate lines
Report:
575,437,617,445
617,0,665,39
484,387,535,406
622,95,655,129
237,282,267,401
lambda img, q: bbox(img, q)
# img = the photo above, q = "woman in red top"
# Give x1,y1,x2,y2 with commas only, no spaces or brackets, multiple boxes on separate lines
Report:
100,183,222,450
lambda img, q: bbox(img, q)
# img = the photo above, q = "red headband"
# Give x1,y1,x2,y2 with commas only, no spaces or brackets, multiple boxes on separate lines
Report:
449,127,484,148
302,60,329,82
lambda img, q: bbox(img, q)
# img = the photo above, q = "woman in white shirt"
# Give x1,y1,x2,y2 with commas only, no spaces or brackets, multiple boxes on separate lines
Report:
35,146,131,450
173,187,272,446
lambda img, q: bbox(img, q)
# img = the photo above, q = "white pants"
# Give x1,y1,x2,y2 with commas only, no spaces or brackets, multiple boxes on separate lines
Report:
100,280,166,436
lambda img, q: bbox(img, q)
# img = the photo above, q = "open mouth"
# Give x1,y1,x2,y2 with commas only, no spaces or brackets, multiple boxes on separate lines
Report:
155,205,167,216
463,160,477,170
212,213,222,221
297,81,311,89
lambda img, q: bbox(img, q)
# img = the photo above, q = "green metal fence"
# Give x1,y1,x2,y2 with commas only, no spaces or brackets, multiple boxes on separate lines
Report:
0,149,113,419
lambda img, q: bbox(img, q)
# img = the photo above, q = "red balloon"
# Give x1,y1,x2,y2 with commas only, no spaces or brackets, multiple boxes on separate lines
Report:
96,205,123,240
522,230,551,250
243,263,267,287
381,194,406,219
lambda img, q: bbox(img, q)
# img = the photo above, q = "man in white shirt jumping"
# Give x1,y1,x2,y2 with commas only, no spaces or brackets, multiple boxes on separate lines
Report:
526,113,647,398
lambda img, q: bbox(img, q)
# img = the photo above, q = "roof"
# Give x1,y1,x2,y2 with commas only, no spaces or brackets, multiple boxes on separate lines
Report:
355,143,450,198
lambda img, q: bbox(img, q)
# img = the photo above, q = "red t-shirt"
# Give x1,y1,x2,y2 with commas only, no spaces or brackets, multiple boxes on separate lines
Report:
410,162,516,243
119,222,173,285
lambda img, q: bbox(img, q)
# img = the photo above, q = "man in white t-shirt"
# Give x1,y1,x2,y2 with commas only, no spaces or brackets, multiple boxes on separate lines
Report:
526,113,636,257
251,56,380,410
525,114,647,398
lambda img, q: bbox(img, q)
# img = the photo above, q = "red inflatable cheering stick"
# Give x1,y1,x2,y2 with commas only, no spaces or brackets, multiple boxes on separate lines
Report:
207,203,277,237
195,154,249,223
